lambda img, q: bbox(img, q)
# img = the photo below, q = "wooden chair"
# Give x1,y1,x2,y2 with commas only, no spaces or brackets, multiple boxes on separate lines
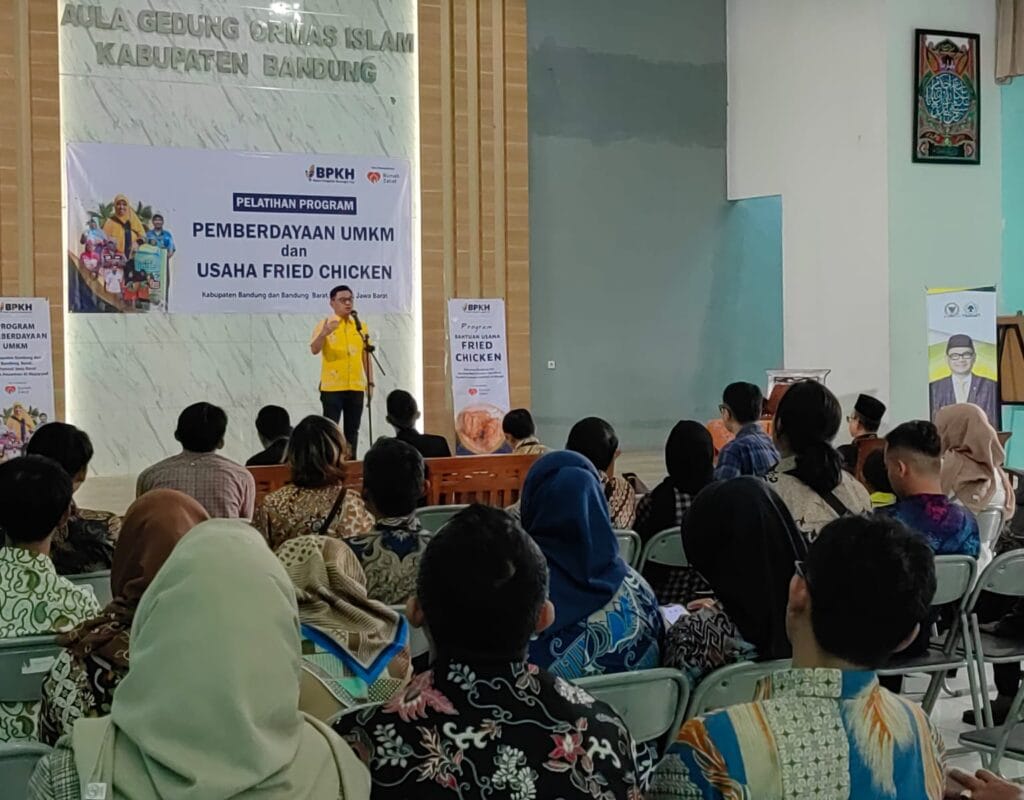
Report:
249,462,364,508
424,454,539,507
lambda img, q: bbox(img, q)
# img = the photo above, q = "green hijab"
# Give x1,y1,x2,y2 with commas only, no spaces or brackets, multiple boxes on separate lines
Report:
71,520,369,799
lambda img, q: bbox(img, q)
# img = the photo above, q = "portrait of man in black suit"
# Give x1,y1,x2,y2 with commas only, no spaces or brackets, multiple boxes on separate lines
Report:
929,334,999,428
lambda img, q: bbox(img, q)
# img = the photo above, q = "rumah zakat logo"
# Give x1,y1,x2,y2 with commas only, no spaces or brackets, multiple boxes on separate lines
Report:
366,166,400,185
366,171,382,184
4,386,15,395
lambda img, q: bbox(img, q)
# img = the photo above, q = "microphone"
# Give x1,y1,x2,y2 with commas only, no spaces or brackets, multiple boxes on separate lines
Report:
352,310,375,352
351,309,362,332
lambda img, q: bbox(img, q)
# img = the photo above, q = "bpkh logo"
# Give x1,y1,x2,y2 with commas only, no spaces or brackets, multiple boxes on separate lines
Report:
463,302,491,313
2,303,32,313
306,164,356,183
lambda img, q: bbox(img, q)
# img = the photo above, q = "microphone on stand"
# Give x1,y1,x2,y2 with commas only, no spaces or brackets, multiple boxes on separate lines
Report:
351,310,375,352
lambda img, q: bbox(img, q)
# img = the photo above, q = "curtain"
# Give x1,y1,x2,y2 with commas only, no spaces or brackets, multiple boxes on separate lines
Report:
997,0,1024,82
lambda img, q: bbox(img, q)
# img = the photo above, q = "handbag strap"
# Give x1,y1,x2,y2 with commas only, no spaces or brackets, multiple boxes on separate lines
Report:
319,487,348,536
785,470,852,518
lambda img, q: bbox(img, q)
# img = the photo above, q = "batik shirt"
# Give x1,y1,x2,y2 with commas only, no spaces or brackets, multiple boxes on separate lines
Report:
345,515,428,605
881,494,980,557
334,658,647,800
649,668,945,799
0,547,100,741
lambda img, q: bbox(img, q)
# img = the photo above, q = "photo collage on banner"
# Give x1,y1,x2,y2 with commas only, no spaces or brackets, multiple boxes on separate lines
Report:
926,286,999,428
65,143,412,315
448,299,511,455
0,299,55,461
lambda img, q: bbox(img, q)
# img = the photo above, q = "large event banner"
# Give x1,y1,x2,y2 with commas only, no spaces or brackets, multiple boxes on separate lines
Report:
0,299,55,460
448,299,511,455
66,143,412,314
927,286,999,428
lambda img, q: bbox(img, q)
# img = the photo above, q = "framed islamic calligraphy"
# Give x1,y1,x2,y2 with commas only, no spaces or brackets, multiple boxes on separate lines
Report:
913,29,980,164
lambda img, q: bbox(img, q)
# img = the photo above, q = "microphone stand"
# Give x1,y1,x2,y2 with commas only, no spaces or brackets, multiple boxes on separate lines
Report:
354,315,386,447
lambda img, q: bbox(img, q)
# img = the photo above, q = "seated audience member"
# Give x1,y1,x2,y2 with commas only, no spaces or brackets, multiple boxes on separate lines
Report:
38,489,208,745
254,415,373,549
714,382,779,480
663,478,806,683
136,401,255,519
385,389,451,458
634,420,715,604
502,408,549,454
768,380,872,540
566,416,637,529
26,422,118,574
276,536,411,709
520,451,662,678
651,515,943,800
0,456,101,742
837,393,886,477
862,448,896,508
333,505,646,799
28,520,368,800
245,404,292,466
883,420,980,557
345,439,428,605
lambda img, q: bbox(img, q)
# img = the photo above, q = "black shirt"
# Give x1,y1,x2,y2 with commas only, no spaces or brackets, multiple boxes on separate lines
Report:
395,427,452,459
245,437,289,467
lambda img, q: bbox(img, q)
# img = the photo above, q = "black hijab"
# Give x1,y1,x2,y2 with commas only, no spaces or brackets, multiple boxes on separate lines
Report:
684,477,807,660
636,421,714,541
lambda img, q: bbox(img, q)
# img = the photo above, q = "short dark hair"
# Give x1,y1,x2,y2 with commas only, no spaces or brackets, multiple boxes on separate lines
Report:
502,409,536,441
151,213,164,222
805,515,935,667
363,438,424,516
330,285,353,300
886,420,941,463
722,382,764,424
861,449,893,495
174,402,228,453
26,422,94,479
566,417,619,471
386,390,419,429
255,405,291,441
851,411,881,435
0,456,73,544
417,505,548,658
288,415,347,488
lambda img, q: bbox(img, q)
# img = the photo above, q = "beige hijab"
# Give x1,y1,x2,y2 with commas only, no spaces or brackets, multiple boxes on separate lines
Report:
71,520,369,800
935,403,1016,517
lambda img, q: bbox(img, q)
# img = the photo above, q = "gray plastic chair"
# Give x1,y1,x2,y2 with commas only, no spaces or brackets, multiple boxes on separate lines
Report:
415,504,469,533
876,554,978,714
68,569,112,607
614,530,642,569
575,668,689,757
637,527,686,573
687,659,791,719
0,635,61,703
977,507,1005,554
0,741,52,800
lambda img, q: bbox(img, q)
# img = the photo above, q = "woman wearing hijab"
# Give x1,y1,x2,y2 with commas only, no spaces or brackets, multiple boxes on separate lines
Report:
38,490,209,745
276,536,412,710
634,421,716,605
663,477,807,682
28,520,369,800
100,195,146,258
520,451,663,679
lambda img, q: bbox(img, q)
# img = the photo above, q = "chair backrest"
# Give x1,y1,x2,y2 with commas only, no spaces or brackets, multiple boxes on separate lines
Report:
415,504,469,533
614,530,642,569
249,462,365,508
637,527,686,572
968,549,1024,605
977,506,1005,548
853,437,887,483
0,636,61,703
687,659,791,719
424,454,539,507
575,668,689,756
68,570,112,607
932,554,977,607
0,741,52,800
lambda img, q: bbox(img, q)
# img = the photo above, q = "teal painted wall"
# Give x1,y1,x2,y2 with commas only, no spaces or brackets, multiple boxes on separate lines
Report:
527,0,784,450
1003,82,1024,467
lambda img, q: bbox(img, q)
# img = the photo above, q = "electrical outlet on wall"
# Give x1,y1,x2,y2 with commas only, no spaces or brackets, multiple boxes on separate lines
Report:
547,360,556,370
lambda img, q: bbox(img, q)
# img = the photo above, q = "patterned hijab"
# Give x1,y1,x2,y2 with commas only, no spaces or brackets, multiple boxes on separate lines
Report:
936,403,1016,516
58,489,208,701
520,450,628,630
276,536,411,689
72,520,369,800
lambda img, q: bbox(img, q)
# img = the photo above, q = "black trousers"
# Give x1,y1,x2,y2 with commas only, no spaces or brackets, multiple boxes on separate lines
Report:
320,390,364,453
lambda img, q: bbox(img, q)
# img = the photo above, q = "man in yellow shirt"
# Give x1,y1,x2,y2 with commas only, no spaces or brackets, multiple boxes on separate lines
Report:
310,285,373,453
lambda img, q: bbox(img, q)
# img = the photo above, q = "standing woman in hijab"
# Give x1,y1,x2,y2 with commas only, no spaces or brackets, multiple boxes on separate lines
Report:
29,521,369,800
663,477,807,682
38,490,209,745
520,451,663,679
276,536,412,710
101,195,146,259
633,421,716,604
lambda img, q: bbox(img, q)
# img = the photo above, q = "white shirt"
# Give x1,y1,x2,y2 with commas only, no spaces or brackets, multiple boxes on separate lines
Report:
953,373,972,404
104,270,123,294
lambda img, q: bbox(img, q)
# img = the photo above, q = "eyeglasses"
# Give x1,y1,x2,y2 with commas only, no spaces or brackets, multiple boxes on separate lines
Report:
948,352,975,362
